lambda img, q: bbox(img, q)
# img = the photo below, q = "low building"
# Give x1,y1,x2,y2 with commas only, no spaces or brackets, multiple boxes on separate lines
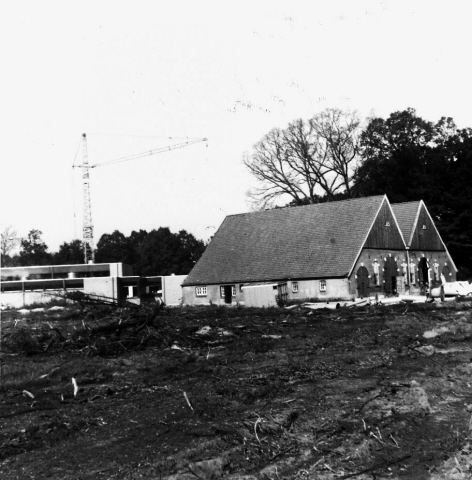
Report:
0,262,132,281
182,195,457,305
0,262,186,308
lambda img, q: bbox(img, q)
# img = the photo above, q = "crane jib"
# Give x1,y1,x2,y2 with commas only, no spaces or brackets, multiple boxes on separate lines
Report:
75,134,207,263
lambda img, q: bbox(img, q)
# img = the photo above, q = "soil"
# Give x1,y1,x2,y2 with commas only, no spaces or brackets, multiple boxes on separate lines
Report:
1,300,472,479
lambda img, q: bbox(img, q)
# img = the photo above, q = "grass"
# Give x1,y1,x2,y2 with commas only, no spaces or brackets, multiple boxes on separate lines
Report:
0,359,56,390
0,355,108,391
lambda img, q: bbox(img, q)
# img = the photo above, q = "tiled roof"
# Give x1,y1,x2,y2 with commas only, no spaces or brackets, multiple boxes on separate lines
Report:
391,201,421,246
183,195,386,286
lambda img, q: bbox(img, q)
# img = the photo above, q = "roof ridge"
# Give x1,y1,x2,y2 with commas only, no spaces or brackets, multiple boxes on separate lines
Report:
226,195,387,218
391,200,422,206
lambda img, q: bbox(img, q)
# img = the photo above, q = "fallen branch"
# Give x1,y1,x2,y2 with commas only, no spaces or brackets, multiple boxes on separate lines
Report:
183,391,194,411
357,393,383,412
254,416,262,443
340,454,411,479
407,345,447,367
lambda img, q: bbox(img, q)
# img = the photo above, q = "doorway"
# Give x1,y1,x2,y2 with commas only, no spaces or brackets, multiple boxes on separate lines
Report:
384,256,398,295
418,258,429,285
223,285,232,304
357,266,369,298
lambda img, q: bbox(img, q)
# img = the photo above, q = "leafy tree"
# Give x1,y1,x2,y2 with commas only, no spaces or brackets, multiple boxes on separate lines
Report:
434,127,472,278
174,229,207,272
52,239,84,265
18,229,52,266
92,227,206,275
135,228,205,276
126,229,149,267
95,230,133,265
354,108,449,203
244,108,361,208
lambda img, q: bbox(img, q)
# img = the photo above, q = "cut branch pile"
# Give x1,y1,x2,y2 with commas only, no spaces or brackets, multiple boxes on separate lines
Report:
5,293,166,357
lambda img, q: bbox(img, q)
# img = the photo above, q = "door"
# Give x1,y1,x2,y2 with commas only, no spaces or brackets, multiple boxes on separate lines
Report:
418,258,429,285
384,256,397,295
223,285,232,304
357,266,369,298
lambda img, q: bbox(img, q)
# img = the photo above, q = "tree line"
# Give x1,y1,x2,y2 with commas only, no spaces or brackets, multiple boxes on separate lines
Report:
244,108,472,278
1,227,206,277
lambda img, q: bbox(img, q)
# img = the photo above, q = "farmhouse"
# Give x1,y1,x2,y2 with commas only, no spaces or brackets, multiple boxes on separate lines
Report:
182,195,457,305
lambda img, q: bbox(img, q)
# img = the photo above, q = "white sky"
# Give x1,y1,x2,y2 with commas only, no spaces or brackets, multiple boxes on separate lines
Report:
2,0,471,252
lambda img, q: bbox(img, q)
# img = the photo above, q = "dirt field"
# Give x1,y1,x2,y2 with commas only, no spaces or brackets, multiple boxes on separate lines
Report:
1,299,472,479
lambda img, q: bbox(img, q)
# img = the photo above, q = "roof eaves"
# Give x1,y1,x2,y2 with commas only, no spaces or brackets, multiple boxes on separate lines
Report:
182,273,352,287
407,202,422,247
421,200,459,272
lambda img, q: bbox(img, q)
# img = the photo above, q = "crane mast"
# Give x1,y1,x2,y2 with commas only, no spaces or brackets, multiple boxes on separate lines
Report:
81,134,95,263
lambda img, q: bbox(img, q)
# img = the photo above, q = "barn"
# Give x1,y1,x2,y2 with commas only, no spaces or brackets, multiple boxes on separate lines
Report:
182,195,457,305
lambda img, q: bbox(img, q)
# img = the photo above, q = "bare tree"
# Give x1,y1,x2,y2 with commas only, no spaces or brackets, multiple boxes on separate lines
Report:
1,225,19,267
244,108,361,208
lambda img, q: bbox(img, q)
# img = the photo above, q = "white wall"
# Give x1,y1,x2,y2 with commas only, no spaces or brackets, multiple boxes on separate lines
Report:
83,277,119,300
162,275,186,305
1,290,69,308
288,278,352,301
243,284,279,307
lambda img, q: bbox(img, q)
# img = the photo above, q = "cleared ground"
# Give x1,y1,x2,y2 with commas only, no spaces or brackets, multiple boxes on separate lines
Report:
1,299,472,479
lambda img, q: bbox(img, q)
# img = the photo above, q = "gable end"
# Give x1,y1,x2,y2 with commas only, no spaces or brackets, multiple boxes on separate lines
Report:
409,203,444,251
364,199,405,249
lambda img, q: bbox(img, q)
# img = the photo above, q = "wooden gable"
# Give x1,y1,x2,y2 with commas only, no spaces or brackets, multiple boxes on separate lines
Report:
409,203,444,251
364,199,405,249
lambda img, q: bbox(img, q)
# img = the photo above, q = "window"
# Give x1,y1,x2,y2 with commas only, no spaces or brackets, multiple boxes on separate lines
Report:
292,281,299,293
385,221,390,227
195,286,207,297
232,286,236,297
422,225,427,230
320,280,327,292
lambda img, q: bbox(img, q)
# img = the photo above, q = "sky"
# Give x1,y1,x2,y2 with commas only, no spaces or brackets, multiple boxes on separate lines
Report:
2,0,472,253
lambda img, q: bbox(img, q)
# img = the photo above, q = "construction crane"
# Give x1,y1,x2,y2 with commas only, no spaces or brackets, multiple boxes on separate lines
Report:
73,134,208,263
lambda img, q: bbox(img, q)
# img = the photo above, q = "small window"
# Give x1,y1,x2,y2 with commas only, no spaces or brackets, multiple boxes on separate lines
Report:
232,286,236,297
320,280,327,292
385,221,390,227
422,224,427,230
292,281,299,293
195,286,207,297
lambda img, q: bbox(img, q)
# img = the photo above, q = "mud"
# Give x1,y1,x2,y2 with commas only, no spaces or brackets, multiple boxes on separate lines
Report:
1,301,472,479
